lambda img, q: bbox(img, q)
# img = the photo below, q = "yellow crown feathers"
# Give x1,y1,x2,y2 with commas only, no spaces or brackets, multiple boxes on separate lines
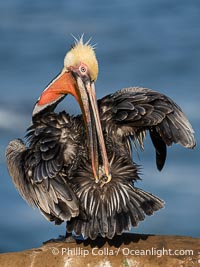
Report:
64,35,98,81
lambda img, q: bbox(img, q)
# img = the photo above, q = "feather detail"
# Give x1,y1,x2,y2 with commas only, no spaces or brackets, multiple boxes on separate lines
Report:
67,156,164,240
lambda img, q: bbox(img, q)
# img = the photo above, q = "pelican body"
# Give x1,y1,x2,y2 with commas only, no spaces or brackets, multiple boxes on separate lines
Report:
6,38,196,240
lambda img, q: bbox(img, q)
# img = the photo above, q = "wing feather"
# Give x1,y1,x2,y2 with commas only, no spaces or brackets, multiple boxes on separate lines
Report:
99,87,196,169
6,112,81,223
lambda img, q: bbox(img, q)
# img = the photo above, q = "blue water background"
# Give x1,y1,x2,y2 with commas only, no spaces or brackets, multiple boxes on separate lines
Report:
0,0,199,252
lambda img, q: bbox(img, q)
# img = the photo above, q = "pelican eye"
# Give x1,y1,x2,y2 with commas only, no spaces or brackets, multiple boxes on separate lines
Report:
79,65,87,74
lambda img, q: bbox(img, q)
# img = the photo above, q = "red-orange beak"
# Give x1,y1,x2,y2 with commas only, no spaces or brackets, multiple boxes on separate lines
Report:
33,70,111,184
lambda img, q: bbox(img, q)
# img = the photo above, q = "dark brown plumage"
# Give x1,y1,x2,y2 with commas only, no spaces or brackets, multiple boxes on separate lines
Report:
6,86,195,240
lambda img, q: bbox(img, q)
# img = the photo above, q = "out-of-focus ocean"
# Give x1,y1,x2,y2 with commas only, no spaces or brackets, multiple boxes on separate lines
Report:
0,0,199,252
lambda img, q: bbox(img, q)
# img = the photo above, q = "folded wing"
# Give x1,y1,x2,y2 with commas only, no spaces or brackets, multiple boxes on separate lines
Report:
5,112,80,223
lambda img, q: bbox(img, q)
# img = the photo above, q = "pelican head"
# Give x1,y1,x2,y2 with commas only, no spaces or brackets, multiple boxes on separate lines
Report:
32,37,111,184
64,37,98,82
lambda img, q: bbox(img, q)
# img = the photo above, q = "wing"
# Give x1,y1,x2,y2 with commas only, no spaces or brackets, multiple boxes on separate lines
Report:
99,87,196,170
5,112,82,223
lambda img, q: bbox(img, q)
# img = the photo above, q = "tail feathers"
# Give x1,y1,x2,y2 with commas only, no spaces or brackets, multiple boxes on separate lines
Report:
67,177,164,240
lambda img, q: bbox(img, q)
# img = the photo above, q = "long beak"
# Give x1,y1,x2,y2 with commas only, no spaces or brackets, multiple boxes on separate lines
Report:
75,76,111,183
32,70,111,184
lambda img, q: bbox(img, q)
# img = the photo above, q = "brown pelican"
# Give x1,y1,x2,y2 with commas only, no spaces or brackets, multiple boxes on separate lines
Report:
6,37,196,240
